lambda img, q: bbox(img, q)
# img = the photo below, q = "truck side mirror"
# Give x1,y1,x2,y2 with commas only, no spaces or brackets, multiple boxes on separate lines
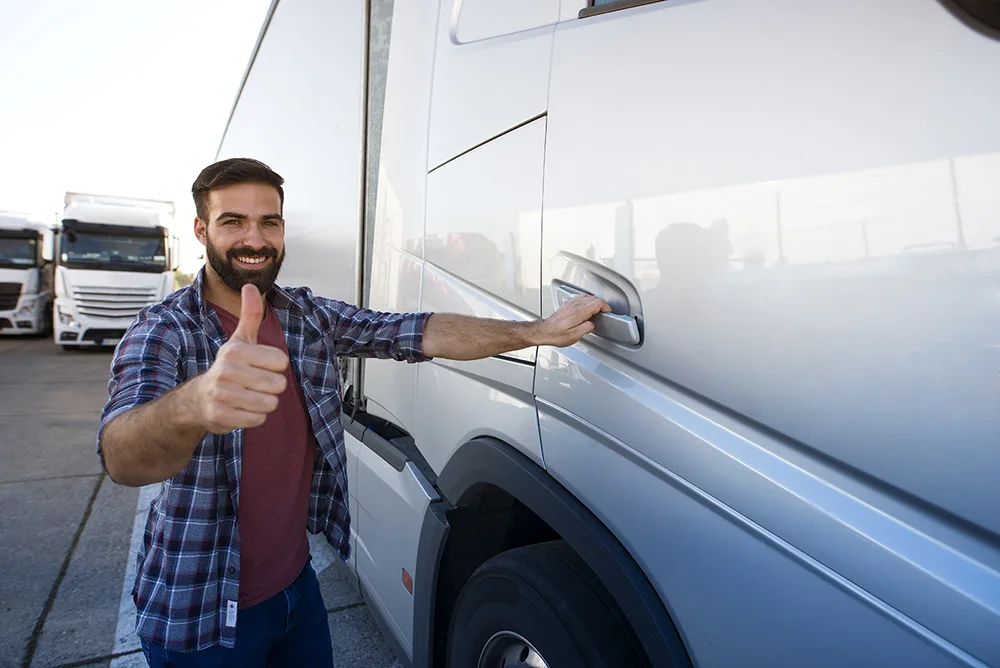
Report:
172,236,181,271
41,229,56,263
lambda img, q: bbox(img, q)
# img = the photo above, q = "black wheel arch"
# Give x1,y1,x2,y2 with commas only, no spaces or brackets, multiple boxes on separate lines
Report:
411,436,691,668
936,0,1000,40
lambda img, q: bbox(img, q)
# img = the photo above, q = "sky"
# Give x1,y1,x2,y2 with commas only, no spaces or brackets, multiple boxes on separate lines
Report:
0,0,272,271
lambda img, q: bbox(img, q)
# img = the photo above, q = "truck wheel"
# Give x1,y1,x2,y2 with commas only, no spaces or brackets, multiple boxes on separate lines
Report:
446,540,646,668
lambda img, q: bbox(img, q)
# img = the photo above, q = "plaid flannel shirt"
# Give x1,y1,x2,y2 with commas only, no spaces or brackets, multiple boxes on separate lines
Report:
97,268,430,651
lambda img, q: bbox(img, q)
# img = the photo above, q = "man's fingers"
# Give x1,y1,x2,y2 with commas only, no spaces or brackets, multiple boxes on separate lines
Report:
206,405,269,434
228,365,288,395
219,387,281,414
567,294,610,319
226,342,289,373
583,296,610,316
232,284,264,344
246,344,290,373
565,320,596,343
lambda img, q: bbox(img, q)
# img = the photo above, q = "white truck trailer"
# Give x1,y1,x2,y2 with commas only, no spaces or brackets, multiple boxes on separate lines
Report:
0,213,55,336
219,1,1000,666
54,193,179,349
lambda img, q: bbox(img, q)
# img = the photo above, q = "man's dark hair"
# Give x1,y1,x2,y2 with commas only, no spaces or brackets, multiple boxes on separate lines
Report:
191,158,285,222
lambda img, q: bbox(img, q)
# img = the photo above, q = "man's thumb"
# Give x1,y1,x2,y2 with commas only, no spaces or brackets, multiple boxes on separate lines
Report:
233,284,263,343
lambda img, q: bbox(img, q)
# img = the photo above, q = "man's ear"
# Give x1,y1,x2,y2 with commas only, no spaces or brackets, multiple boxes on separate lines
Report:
194,218,208,246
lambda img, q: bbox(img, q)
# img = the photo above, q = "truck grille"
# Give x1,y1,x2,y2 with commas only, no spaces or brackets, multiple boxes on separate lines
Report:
0,282,21,310
71,285,158,320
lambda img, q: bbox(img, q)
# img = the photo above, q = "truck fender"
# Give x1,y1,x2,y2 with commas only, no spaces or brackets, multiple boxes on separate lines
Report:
411,436,691,668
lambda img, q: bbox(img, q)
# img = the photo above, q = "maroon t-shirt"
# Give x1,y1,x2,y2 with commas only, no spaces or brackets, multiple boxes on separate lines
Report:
211,301,316,609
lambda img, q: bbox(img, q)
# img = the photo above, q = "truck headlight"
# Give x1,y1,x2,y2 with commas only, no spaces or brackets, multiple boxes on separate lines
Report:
57,306,77,327
15,299,37,317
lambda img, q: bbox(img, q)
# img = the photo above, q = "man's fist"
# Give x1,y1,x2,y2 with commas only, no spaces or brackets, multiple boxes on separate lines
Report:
194,284,289,434
534,293,611,348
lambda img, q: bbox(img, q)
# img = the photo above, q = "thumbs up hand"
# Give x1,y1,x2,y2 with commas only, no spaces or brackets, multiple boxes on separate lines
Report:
231,282,266,345
194,284,290,434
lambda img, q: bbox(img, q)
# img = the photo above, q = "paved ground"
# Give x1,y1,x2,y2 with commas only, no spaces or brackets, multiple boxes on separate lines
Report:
0,337,398,668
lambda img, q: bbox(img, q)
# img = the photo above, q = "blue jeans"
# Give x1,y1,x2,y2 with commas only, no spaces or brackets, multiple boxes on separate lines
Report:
141,560,334,667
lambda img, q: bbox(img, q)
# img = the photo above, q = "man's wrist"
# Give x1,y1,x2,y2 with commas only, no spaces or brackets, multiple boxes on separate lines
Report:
522,320,547,348
173,376,208,433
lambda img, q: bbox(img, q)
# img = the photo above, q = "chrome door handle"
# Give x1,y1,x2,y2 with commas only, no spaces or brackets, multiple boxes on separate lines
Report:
554,284,641,346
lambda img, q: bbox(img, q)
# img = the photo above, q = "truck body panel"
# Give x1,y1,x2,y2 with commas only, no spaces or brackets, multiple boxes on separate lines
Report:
221,1,1000,665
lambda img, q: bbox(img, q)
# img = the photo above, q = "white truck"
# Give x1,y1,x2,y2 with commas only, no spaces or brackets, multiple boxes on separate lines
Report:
54,193,179,349
0,213,55,336
220,1,1000,667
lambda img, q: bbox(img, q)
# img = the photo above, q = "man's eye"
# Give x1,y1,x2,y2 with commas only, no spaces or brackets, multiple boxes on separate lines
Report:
263,220,279,227
223,220,240,225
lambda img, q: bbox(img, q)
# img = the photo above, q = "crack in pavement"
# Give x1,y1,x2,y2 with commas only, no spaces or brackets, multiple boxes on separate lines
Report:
20,473,106,668
48,648,143,668
326,601,366,615
0,411,107,418
0,473,102,486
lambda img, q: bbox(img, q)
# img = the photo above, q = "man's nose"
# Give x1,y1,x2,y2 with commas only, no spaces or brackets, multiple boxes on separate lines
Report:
242,223,267,248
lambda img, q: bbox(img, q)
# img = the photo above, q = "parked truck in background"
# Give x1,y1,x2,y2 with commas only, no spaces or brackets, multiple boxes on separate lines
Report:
218,1,1000,666
0,212,55,336
54,192,179,349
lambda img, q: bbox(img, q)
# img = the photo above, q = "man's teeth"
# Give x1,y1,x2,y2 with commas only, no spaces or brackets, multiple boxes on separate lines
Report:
237,256,267,265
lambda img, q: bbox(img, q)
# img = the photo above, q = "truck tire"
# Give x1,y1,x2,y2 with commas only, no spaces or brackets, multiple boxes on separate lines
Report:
446,540,647,668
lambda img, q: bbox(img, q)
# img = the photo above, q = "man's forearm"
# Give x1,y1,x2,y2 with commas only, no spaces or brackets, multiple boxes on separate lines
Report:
421,313,538,361
421,294,610,360
101,378,208,487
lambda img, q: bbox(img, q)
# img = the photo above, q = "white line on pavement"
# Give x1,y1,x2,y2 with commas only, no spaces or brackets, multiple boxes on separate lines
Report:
110,483,160,667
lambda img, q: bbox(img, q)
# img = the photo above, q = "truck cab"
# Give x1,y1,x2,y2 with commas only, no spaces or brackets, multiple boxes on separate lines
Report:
0,214,55,336
54,193,179,349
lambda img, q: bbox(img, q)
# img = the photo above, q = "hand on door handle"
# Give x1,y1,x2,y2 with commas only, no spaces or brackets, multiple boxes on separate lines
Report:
538,290,613,348
554,284,642,346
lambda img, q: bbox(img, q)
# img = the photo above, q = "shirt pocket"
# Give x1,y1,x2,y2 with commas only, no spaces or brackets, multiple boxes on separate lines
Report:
298,341,342,399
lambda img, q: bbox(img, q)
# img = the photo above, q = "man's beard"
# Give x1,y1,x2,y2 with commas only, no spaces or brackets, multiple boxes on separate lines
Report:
205,235,285,296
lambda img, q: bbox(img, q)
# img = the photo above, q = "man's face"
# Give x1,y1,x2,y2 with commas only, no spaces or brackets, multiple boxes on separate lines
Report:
195,183,285,295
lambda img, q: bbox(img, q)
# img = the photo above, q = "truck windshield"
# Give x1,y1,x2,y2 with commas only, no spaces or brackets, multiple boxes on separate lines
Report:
0,236,39,268
60,229,166,273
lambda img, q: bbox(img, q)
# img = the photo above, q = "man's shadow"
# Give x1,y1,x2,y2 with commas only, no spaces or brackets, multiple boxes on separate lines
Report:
641,219,735,380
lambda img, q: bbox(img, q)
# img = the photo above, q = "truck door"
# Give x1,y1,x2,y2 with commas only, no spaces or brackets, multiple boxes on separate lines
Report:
534,1,1000,666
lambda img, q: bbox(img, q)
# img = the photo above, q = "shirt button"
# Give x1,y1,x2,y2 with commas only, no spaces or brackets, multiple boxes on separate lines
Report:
228,567,236,575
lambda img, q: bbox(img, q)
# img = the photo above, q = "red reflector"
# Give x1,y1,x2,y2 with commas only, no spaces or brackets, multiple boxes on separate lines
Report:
401,568,413,595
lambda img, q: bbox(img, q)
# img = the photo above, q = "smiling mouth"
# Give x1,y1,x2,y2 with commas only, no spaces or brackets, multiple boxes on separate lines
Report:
234,255,269,266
